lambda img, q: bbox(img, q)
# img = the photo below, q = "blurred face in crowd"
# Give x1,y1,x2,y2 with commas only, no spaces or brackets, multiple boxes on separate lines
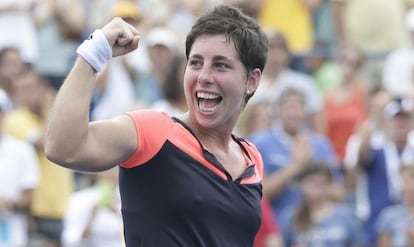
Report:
148,44,175,73
300,169,332,204
400,166,414,205
278,90,306,135
0,49,24,86
339,47,361,81
386,112,413,144
11,72,48,112
265,33,289,70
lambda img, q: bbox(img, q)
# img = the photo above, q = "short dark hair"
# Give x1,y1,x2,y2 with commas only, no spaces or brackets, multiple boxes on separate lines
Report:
185,5,268,73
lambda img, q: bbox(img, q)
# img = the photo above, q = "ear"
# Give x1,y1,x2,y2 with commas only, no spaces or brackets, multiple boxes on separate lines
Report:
246,68,261,95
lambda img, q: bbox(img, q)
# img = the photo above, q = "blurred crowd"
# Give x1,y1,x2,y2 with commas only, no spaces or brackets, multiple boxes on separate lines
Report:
1,0,414,246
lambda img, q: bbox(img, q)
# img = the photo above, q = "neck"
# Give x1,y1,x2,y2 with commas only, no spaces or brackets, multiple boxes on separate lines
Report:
182,114,234,153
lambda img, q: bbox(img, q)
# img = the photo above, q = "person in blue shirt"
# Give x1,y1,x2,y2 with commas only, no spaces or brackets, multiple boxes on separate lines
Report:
352,96,414,245
376,163,414,247
282,164,363,247
249,87,342,232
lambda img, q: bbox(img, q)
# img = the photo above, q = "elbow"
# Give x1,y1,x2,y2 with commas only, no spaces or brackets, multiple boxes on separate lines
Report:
44,139,76,168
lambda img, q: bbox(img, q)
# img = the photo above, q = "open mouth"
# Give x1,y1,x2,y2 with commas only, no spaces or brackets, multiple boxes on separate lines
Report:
196,92,223,113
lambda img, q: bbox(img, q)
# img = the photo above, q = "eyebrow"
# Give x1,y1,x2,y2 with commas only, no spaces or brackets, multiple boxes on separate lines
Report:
189,54,233,63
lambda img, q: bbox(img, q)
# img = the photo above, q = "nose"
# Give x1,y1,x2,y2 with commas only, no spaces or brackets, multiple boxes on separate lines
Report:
197,64,213,85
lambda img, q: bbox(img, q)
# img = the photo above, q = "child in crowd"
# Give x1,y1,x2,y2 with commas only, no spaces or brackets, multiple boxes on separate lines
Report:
282,164,363,247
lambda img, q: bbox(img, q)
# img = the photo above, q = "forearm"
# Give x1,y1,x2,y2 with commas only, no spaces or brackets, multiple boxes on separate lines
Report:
357,133,373,168
263,164,302,199
45,57,96,167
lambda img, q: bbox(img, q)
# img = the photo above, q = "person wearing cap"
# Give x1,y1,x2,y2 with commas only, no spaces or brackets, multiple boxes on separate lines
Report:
88,1,143,121
376,162,414,247
383,8,414,97
351,96,414,245
45,5,267,246
133,26,179,104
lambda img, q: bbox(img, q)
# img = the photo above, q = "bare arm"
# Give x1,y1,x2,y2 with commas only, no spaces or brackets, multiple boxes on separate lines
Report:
45,18,140,172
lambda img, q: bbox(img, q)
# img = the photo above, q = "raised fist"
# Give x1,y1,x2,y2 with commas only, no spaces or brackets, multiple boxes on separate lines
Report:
101,17,140,57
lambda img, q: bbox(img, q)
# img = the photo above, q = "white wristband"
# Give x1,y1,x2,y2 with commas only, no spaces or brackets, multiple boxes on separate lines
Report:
76,29,112,72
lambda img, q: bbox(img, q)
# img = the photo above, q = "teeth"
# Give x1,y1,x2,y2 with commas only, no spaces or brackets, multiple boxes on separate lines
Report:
197,92,220,100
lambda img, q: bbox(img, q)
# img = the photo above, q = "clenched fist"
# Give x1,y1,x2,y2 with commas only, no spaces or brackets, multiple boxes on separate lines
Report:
101,17,140,57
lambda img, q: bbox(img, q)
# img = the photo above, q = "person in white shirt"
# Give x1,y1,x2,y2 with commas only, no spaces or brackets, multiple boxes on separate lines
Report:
0,103,40,247
382,8,414,96
62,167,122,247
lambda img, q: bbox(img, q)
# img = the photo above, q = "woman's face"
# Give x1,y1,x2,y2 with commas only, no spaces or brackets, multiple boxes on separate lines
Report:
279,93,306,134
300,173,332,203
184,34,260,131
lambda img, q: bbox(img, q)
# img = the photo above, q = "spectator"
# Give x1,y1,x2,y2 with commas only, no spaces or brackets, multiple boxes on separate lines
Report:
254,30,323,132
344,89,392,194
3,70,74,247
151,54,187,116
134,26,179,104
0,47,26,110
236,99,271,138
376,163,414,247
382,8,414,96
62,167,122,247
0,102,40,247
332,0,413,90
249,87,340,233
0,1,38,64
32,0,85,89
282,164,363,247
323,45,368,162
90,0,143,121
306,45,341,94
257,0,316,72
347,96,414,245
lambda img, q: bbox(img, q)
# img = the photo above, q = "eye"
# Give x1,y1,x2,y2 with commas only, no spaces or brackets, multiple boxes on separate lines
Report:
215,62,229,71
188,59,202,69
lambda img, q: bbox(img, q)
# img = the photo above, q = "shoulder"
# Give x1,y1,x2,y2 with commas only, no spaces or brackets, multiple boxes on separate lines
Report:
123,109,173,138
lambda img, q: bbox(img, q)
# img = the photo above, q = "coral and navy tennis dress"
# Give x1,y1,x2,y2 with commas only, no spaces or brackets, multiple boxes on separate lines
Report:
120,110,263,246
